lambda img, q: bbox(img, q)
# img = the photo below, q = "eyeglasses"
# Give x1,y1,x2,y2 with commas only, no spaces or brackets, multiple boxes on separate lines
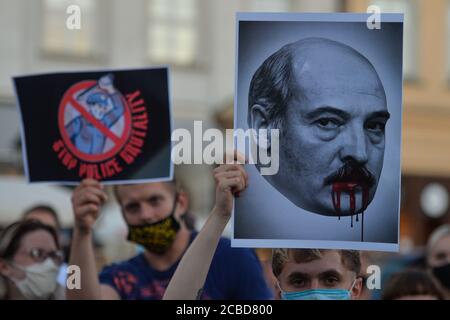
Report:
27,248,64,265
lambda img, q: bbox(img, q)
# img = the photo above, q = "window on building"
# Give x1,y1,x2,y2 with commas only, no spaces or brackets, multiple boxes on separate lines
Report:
147,0,200,67
447,0,450,79
370,0,419,80
41,0,100,58
248,0,292,11
248,0,342,12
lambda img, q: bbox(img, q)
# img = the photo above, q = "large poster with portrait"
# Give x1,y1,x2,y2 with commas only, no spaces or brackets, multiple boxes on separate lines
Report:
14,67,172,185
233,13,403,251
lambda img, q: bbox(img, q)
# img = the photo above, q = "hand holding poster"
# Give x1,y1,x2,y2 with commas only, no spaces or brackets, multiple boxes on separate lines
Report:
233,13,403,251
14,68,172,184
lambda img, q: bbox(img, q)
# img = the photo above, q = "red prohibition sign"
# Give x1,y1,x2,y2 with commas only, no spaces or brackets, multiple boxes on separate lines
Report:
58,80,132,163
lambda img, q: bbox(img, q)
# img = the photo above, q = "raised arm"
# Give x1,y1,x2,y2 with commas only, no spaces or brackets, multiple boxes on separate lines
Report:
163,155,248,300
66,179,119,300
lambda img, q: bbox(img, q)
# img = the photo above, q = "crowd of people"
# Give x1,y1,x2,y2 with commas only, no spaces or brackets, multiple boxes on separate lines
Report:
0,159,449,300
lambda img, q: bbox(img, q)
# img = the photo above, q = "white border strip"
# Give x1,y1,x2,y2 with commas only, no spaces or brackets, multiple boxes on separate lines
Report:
232,239,399,252
237,12,404,23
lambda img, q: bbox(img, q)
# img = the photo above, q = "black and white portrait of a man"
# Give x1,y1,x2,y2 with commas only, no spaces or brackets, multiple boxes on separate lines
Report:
233,13,403,251
248,37,389,218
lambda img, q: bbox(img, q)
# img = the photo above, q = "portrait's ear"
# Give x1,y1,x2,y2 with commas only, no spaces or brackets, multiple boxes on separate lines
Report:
249,104,271,150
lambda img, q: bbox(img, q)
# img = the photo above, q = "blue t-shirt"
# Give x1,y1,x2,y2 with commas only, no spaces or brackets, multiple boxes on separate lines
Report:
99,231,273,300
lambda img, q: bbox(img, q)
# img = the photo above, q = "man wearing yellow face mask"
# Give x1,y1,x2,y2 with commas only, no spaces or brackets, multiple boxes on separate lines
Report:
67,176,272,300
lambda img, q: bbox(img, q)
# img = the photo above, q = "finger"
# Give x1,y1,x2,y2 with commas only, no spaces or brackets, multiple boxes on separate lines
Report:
230,176,246,194
235,164,248,187
73,191,105,208
216,164,248,186
76,203,100,218
73,182,104,204
214,171,243,184
234,150,247,164
222,150,248,165
218,176,246,194
214,169,247,184
80,178,104,189
214,163,244,174
73,186,107,204
82,186,108,203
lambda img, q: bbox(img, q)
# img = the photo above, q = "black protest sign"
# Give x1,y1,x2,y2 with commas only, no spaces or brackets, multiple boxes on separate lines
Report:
14,68,172,184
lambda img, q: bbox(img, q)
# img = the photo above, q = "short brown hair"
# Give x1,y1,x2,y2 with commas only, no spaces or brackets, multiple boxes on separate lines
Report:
113,177,182,205
272,248,361,278
382,269,444,300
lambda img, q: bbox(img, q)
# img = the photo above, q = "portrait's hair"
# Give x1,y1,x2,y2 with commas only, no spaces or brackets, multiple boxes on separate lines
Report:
271,248,361,277
248,42,296,133
381,269,444,300
22,204,62,231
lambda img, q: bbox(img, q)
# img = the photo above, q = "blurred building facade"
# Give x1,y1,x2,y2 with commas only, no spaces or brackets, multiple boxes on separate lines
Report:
0,0,449,260
347,0,450,249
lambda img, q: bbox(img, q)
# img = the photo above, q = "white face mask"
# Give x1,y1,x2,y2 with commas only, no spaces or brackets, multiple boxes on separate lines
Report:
10,258,59,300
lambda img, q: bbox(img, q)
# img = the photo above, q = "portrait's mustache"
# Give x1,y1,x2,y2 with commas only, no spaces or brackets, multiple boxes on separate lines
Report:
324,161,376,188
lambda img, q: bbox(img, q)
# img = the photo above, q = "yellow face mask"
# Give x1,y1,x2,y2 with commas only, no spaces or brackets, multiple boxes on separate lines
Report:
126,196,181,255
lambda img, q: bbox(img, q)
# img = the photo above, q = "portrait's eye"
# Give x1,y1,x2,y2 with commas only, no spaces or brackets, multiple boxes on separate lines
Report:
314,118,341,130
365,121,386,134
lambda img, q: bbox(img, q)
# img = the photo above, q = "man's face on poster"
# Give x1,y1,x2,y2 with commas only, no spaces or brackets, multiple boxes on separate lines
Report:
253,39,390,216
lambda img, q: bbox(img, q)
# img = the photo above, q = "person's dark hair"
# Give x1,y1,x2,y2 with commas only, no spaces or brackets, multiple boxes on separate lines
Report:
0,220,60,260
382,269,444,300
22,204,61,231
272,248,361,277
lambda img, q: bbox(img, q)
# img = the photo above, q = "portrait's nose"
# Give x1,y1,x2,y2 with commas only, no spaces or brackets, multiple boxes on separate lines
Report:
339,124,369,165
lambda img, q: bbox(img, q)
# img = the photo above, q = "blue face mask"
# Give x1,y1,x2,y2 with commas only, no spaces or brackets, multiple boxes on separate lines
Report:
278,279,356,300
